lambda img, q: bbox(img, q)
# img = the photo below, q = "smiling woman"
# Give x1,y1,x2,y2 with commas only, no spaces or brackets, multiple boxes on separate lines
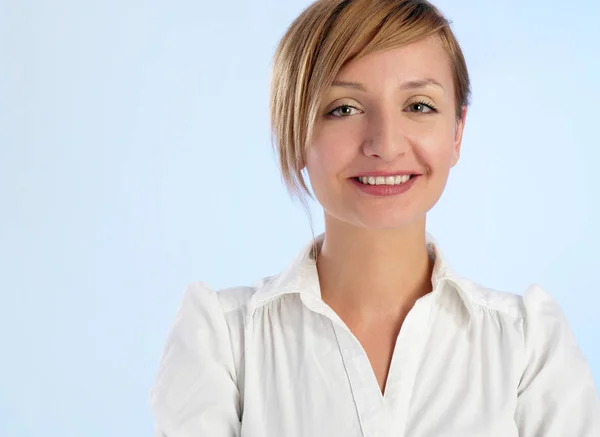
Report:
305,36,462,230
150,1,600,436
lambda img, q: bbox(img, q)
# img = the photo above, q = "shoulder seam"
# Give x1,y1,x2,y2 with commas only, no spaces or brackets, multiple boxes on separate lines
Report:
468,296,525,320
458,278,525,320
216,285,257,314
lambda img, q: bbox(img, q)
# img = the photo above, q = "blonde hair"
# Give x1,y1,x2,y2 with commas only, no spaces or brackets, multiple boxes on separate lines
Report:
269,0,471,207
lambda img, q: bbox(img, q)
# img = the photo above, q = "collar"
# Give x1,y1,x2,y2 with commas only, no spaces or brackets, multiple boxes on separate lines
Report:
249,232,475,320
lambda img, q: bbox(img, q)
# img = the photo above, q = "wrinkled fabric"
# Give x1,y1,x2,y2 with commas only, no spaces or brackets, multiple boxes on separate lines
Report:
151,234,600,437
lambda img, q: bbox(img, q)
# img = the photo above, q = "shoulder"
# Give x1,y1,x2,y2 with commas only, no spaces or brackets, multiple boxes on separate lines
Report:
181,275,275,315
154,276,276,379
151,280,257,436
457,278,565,322
458,277,525,319
457,279,584,366
456,279,589,375
151,277,274,433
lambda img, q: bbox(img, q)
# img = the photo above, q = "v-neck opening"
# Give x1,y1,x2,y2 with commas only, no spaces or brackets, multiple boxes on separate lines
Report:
327,294,435,437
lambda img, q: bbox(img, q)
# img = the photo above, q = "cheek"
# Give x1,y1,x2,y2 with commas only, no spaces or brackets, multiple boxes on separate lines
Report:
306,123,362,179
412,122,457,170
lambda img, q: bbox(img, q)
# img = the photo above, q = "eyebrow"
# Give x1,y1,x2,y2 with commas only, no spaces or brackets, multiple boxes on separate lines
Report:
331,77,444,92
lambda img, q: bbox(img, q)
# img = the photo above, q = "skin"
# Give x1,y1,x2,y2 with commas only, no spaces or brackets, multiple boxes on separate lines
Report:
304,35,467,394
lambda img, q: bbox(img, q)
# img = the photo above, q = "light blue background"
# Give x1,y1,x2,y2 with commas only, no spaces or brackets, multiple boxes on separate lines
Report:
1,0,598,435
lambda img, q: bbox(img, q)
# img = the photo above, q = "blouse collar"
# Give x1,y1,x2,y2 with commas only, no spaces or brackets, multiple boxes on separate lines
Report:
249,232,475,321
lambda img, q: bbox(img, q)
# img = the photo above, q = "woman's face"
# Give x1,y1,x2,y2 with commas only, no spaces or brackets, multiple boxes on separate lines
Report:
305,35,466,231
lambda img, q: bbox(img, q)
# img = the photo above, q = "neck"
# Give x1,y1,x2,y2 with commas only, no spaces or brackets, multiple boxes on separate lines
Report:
316,216,433,321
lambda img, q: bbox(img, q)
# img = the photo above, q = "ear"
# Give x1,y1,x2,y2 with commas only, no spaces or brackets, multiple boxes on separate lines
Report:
451,106,467,167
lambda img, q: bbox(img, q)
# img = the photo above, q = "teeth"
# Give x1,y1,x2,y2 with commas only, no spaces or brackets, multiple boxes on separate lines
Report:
358,175,412,185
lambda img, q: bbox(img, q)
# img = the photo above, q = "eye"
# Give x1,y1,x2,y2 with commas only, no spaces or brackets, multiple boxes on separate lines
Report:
327,104,362,117
405,101,437,114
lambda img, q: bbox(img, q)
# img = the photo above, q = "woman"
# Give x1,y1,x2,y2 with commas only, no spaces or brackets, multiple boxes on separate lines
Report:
150,0,600,436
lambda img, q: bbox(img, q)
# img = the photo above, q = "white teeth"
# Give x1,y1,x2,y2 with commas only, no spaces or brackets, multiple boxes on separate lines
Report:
358,175,413,186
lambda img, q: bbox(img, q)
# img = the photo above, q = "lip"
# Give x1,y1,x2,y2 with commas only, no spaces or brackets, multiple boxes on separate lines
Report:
351,170,422,177
350,174,419,197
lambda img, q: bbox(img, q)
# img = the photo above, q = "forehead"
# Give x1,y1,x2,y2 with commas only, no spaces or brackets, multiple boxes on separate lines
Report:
336,36,453,86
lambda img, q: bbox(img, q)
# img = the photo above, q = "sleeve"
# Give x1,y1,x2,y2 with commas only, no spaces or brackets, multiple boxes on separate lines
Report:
515,284,600,436
150,282,241,437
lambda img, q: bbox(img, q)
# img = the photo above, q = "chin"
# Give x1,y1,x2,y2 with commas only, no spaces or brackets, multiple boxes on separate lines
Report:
360,217,423,231
347,208,427,231
322,191,441,232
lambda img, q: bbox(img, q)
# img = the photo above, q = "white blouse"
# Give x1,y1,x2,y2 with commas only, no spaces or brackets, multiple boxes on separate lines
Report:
150,234,600,437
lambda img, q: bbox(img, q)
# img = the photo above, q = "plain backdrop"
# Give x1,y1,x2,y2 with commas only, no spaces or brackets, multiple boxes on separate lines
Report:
1,0,599,436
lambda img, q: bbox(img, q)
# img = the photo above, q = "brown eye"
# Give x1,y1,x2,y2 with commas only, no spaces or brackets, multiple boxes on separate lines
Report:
406,101,437,113
328,104,361,117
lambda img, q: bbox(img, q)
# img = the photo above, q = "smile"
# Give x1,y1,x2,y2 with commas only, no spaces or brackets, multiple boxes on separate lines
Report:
352,175,416,186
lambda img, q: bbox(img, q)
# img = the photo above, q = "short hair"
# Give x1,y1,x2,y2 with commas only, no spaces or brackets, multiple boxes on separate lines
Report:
269,0,471,204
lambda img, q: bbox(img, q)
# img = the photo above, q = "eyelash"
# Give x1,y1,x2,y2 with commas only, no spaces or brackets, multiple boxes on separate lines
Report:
326,100,438,117
410,100,438,113
326,105,361,117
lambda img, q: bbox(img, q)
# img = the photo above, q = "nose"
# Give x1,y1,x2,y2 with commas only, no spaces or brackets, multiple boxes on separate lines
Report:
362,109,410,161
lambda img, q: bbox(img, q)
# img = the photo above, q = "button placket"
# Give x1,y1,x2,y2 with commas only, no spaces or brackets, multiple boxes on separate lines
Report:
332,322,392,437
384,297,434,436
